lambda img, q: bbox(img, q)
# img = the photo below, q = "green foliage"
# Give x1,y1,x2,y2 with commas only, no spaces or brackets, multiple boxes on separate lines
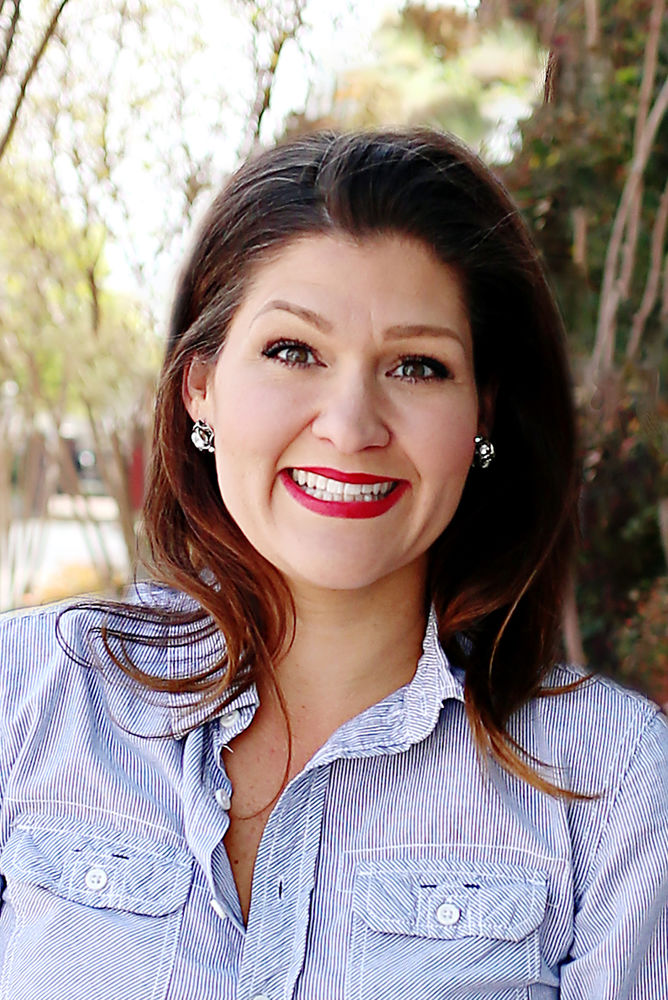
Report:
577,382,668,680
500,0,668,363
285,4,544,158
0,163,159,423
617,576,668,704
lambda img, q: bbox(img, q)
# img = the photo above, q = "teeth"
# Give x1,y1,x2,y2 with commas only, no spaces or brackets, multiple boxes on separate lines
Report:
290,470,396,503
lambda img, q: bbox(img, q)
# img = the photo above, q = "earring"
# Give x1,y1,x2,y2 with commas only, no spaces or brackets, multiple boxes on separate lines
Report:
191,419,215,453
473,434,495,469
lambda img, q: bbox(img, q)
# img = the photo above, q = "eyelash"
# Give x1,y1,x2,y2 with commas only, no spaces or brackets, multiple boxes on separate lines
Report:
262,340,452,382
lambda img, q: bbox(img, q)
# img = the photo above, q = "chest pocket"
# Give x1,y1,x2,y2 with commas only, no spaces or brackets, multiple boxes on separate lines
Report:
0,817,193,1000
347,857,549,1000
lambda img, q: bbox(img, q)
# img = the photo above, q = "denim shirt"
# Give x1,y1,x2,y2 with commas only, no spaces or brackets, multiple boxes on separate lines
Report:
1,590,667,1000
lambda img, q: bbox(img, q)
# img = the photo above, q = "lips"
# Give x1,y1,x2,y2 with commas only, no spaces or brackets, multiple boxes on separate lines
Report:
280,467,408,519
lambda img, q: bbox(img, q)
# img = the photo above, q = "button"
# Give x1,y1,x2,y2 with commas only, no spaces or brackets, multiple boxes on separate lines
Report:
435,902,460,926
220,709,240,728
215,788,231,810
210,897,226,920
252,995,271,1000
84,867,108,891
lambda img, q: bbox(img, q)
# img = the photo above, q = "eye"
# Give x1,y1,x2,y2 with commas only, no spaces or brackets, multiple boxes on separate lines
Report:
262,339,319,368
388,356,451,382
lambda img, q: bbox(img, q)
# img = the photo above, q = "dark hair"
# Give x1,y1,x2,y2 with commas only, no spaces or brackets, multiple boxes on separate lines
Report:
132,129,579,792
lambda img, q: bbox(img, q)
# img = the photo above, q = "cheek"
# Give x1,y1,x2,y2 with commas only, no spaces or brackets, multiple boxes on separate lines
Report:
407,399,478,477
212,375,308,464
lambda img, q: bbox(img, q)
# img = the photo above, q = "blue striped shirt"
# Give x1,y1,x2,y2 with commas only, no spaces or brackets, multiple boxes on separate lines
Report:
1,589,667,999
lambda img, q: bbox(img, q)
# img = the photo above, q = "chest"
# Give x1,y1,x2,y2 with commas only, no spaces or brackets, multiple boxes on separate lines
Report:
0,747,575,1000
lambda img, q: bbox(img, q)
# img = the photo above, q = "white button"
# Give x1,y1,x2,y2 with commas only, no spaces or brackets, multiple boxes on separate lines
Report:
215,788,231,810
435,902,461,926
210,897,226,920
84,867,108,891
220,709,240,728
252,995,271,1000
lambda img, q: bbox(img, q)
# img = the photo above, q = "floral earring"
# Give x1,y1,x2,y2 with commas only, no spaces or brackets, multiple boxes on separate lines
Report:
191,419,215,454
472,434,495,469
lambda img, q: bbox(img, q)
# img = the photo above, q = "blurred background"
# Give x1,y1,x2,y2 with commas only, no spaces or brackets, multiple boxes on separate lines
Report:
0,0,666,702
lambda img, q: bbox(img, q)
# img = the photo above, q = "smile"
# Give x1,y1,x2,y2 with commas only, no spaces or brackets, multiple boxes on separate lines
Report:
280,467,407,519
290,469,395,502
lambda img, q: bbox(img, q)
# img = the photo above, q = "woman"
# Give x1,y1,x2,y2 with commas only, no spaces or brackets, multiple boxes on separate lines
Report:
1,129,667,999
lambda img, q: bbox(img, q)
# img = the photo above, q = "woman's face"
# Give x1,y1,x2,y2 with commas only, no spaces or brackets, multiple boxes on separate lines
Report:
185,233,484,596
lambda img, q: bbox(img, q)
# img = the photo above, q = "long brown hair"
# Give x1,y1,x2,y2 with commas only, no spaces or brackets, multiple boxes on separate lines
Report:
91,130,581,792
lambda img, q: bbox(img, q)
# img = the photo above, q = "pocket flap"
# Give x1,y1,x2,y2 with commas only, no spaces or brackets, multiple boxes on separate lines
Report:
352,857,547,942
1,817,192,916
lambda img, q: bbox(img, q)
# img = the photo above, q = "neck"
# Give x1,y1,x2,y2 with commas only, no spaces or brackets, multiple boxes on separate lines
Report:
265,563,429,736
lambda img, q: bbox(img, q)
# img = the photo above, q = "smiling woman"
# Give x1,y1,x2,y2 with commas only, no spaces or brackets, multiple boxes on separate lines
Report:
1,130,667,1000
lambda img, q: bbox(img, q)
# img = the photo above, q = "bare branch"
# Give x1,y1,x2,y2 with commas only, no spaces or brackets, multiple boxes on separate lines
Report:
635,0,665,145
0,0,21,82
617,0,665,300
238,0,308,157
589,75,668,381
626,178,668,360
584,0,599,50
0,0,72,161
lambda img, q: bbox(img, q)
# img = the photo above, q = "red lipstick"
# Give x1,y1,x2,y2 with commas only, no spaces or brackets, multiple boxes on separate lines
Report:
280,468,408,520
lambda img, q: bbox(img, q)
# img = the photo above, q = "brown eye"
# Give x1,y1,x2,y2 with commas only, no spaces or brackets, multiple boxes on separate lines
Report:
389,356,450,381
262,340,318,367
283,344,310,365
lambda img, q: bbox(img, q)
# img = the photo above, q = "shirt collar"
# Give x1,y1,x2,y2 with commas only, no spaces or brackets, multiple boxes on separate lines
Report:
87,584,461,743
170,606,463,754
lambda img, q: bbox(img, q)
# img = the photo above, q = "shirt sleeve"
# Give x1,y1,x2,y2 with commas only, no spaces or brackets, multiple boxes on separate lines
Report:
560,709,668,999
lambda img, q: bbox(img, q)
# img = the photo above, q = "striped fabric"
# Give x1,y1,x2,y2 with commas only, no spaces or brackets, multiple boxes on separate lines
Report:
1,590,667,999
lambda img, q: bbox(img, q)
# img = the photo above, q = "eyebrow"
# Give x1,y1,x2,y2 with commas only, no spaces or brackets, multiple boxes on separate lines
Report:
384,323,468,348
253,300,467,347
252,300,333,332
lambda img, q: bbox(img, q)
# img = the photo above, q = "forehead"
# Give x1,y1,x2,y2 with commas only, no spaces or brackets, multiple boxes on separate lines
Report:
234,232,471,334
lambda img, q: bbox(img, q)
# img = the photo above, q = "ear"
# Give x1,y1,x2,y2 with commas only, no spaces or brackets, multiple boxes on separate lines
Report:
477,383,497,439
182,357,212,423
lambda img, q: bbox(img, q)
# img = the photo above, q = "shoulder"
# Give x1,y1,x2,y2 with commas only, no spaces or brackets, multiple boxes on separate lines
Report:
528,663,668,798
0,584,199,714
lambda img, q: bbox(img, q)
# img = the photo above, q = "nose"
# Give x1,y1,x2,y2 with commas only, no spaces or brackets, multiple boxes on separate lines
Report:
310,371,391,453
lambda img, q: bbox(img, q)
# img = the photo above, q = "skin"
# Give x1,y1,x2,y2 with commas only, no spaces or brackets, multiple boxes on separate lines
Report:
184,232,489,921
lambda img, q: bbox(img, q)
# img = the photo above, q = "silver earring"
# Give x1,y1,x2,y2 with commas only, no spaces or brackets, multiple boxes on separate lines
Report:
473,434,495,469
191,419,215,453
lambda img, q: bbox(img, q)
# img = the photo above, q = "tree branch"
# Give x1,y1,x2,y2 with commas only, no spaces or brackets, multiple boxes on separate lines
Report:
626,177,668,360
238,0,307,157
617,0,665,300
0,0,72,161
584,0,599,50
0,0,21,82
589,75,668,381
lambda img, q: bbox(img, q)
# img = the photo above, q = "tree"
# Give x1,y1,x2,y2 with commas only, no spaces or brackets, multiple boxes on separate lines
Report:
1,0,332,607
0,0,73,160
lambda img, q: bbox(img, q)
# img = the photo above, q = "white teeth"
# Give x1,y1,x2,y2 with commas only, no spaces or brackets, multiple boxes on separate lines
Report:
289,470,397,503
